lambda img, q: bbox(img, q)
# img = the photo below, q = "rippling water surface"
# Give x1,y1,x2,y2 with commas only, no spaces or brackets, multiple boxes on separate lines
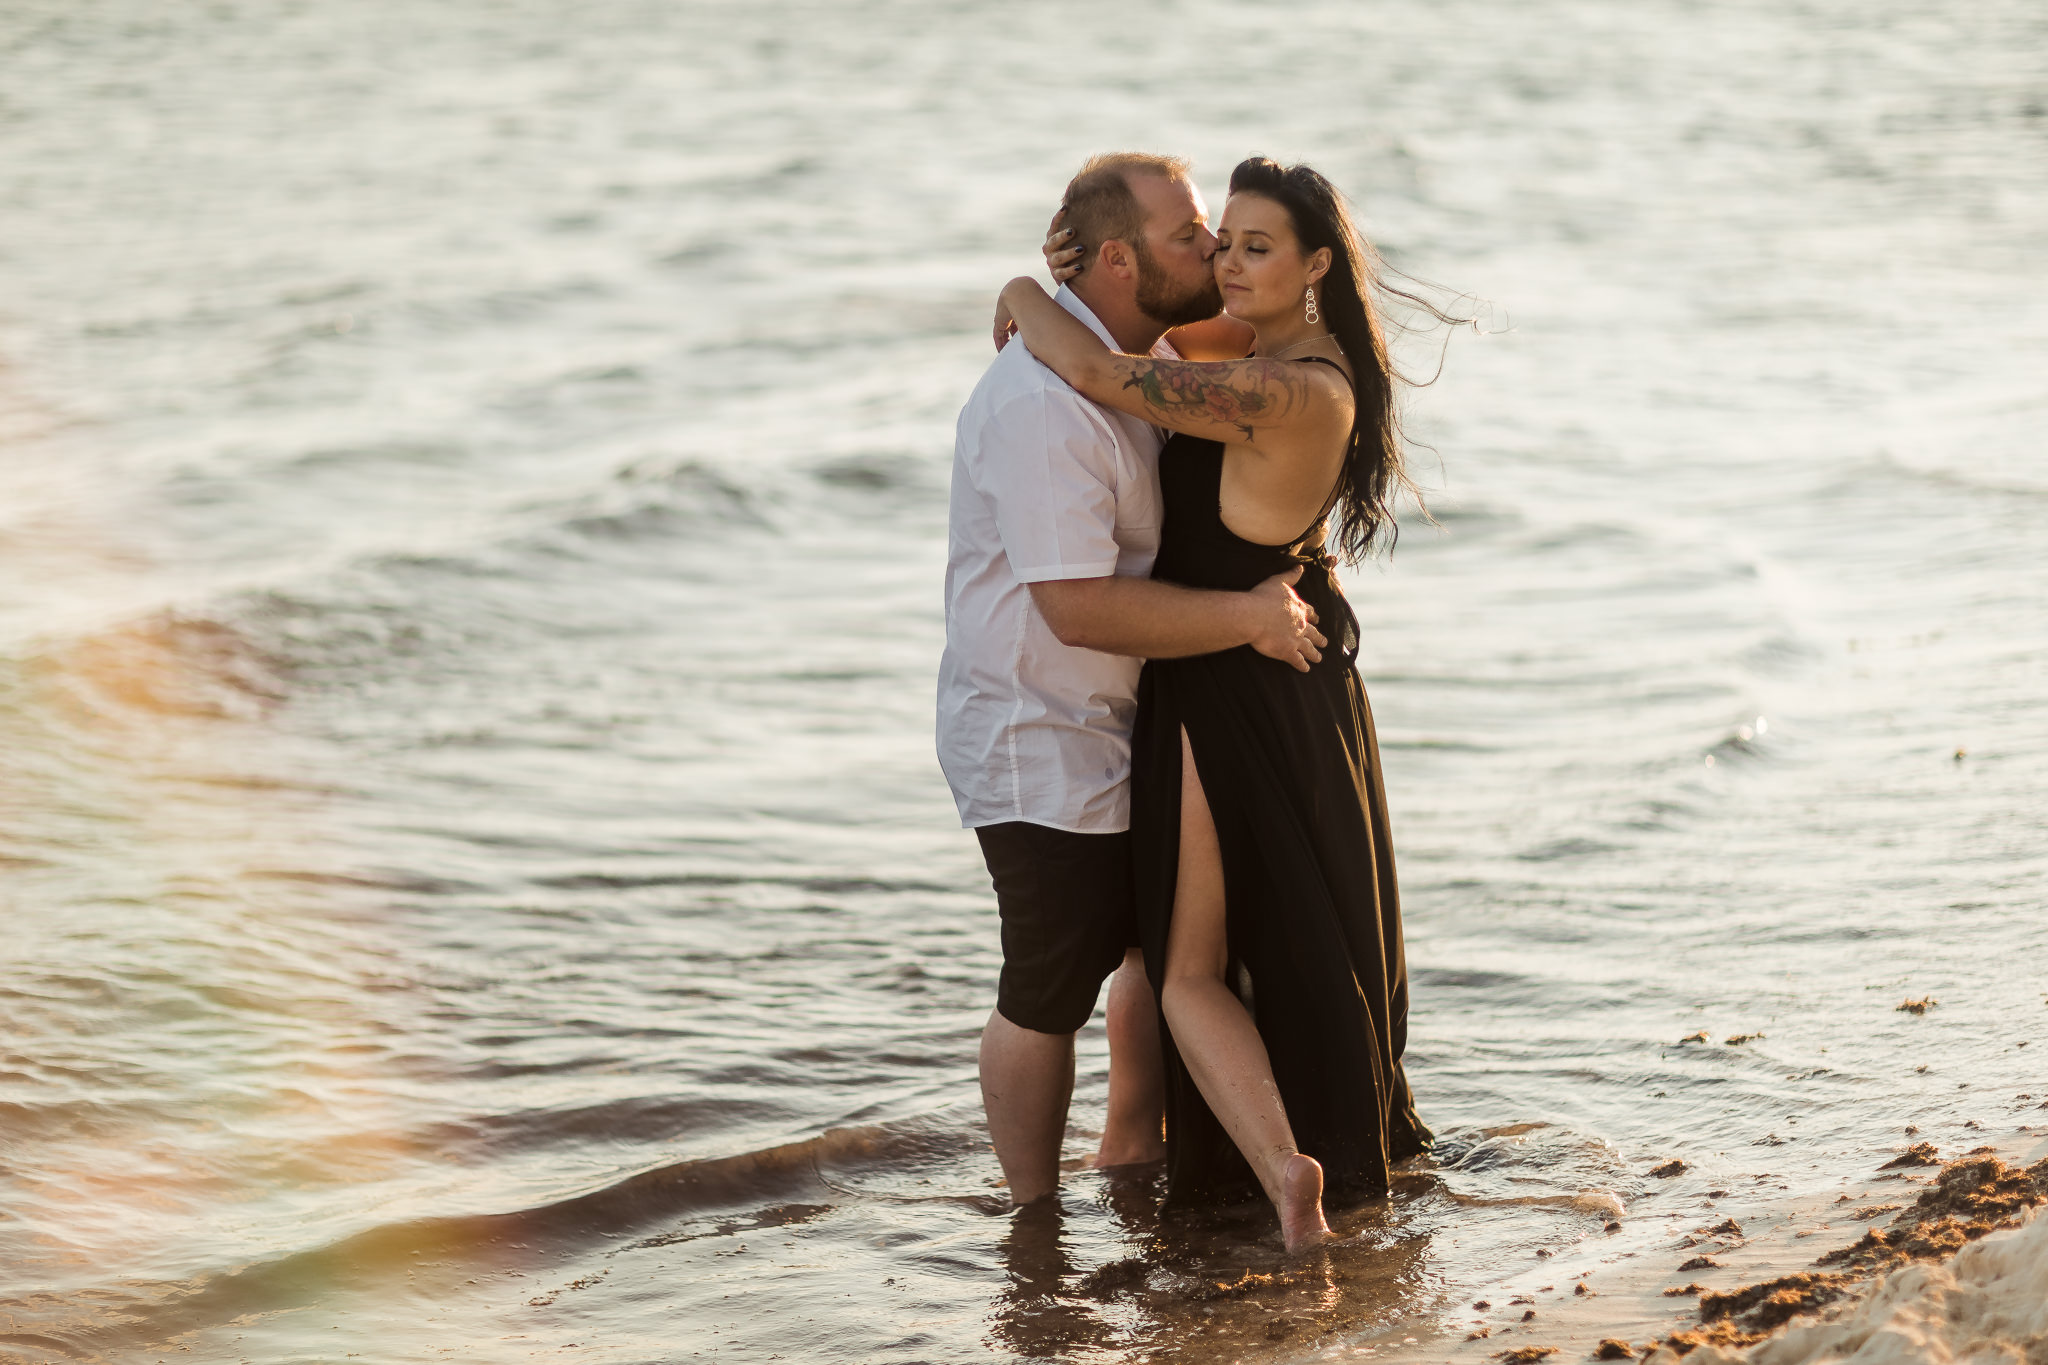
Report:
3,2,2044,1361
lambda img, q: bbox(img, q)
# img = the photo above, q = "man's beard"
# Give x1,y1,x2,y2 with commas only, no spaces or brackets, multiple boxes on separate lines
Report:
1133,244,1223,328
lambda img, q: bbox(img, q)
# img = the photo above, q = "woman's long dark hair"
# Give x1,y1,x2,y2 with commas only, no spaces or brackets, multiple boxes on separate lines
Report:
1228,157,1457,562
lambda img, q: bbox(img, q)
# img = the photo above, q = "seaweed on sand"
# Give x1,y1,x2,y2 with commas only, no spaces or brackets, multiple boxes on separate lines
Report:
1652,1153,2048,1358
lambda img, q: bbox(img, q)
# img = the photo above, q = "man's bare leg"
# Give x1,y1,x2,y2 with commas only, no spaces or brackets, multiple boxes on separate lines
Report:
979,1010,1074,1205
1094,948,1166,1167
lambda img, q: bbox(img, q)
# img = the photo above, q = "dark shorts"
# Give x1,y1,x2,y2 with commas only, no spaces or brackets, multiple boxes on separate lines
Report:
974,821,1137,1035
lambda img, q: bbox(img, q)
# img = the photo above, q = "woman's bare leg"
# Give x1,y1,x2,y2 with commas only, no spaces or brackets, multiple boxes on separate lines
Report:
1159,727,1331,1251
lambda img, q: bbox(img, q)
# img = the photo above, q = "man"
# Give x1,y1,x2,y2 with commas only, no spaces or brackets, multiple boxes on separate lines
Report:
936,152,1325,1205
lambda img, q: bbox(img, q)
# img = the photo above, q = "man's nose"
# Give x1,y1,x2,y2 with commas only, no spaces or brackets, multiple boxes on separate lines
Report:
1197,227,1219,258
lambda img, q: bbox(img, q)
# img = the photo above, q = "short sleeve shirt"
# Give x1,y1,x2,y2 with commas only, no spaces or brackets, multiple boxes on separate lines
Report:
935,288,1179,833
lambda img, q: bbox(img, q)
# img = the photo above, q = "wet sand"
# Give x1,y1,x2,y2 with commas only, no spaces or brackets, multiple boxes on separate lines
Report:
1326,1132,2048,1365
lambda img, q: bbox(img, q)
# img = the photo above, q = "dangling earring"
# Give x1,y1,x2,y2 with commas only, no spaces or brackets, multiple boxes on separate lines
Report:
1304,285,1319,325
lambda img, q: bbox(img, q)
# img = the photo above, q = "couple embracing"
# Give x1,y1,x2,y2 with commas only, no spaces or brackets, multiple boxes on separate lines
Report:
936,151,1431,1251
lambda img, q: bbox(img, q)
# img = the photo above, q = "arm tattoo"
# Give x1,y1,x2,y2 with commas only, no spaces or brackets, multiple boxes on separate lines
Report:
1118,359,1311,439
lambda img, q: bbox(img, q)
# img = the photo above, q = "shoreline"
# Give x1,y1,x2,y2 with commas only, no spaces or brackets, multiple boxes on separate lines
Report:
1337,1131,2048,1365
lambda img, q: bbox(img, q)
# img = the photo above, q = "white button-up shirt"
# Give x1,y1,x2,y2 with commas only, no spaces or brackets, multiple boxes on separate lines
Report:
936,287,1178,834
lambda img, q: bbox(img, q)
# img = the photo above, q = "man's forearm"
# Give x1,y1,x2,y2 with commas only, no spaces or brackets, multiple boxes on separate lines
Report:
1031,576,1252,659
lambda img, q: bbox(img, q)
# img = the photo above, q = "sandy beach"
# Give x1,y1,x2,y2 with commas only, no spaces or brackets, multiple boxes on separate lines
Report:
1274,1134,2048,1365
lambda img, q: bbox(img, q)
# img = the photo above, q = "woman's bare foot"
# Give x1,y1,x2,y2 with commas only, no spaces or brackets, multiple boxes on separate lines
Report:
1278,1152,1333,1252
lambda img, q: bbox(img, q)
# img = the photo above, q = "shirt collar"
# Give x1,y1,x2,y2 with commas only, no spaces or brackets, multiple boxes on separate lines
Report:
1054,284,1121,351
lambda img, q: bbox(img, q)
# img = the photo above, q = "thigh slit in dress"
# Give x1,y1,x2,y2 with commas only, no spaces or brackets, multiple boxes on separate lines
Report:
1132,427,1431,1209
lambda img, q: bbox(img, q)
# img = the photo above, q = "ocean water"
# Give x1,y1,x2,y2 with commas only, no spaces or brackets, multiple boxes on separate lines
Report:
2,1,2044,1361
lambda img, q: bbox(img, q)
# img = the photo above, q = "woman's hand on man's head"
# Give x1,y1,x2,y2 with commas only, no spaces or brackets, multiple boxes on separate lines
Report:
1042,207,1084,284
992,207,1081,350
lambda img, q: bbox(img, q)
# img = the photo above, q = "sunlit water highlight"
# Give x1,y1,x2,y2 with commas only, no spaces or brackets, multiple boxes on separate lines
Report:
2,1,2044,1361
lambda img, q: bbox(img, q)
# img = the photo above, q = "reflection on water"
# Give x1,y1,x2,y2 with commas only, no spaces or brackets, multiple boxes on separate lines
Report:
4,0,2046,1360
984,1165,1447,1363
994,1200,1097,1357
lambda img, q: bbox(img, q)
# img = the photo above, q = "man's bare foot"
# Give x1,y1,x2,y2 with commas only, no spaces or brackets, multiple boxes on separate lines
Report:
1278,1152,1333,1252
1089,1137,1167,1169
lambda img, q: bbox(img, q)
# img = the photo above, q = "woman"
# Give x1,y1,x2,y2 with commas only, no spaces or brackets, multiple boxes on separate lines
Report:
993,157,1433,1251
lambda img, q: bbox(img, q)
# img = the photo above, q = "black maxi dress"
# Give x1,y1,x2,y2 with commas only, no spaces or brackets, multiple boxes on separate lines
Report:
1132,421,1432,1210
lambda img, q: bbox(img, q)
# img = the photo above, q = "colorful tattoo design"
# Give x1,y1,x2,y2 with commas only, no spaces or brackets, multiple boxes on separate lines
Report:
1117,359,1312,439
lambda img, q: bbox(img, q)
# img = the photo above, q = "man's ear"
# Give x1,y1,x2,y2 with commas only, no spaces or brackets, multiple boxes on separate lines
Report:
1306,246,1333,287
1098,238,1139,281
